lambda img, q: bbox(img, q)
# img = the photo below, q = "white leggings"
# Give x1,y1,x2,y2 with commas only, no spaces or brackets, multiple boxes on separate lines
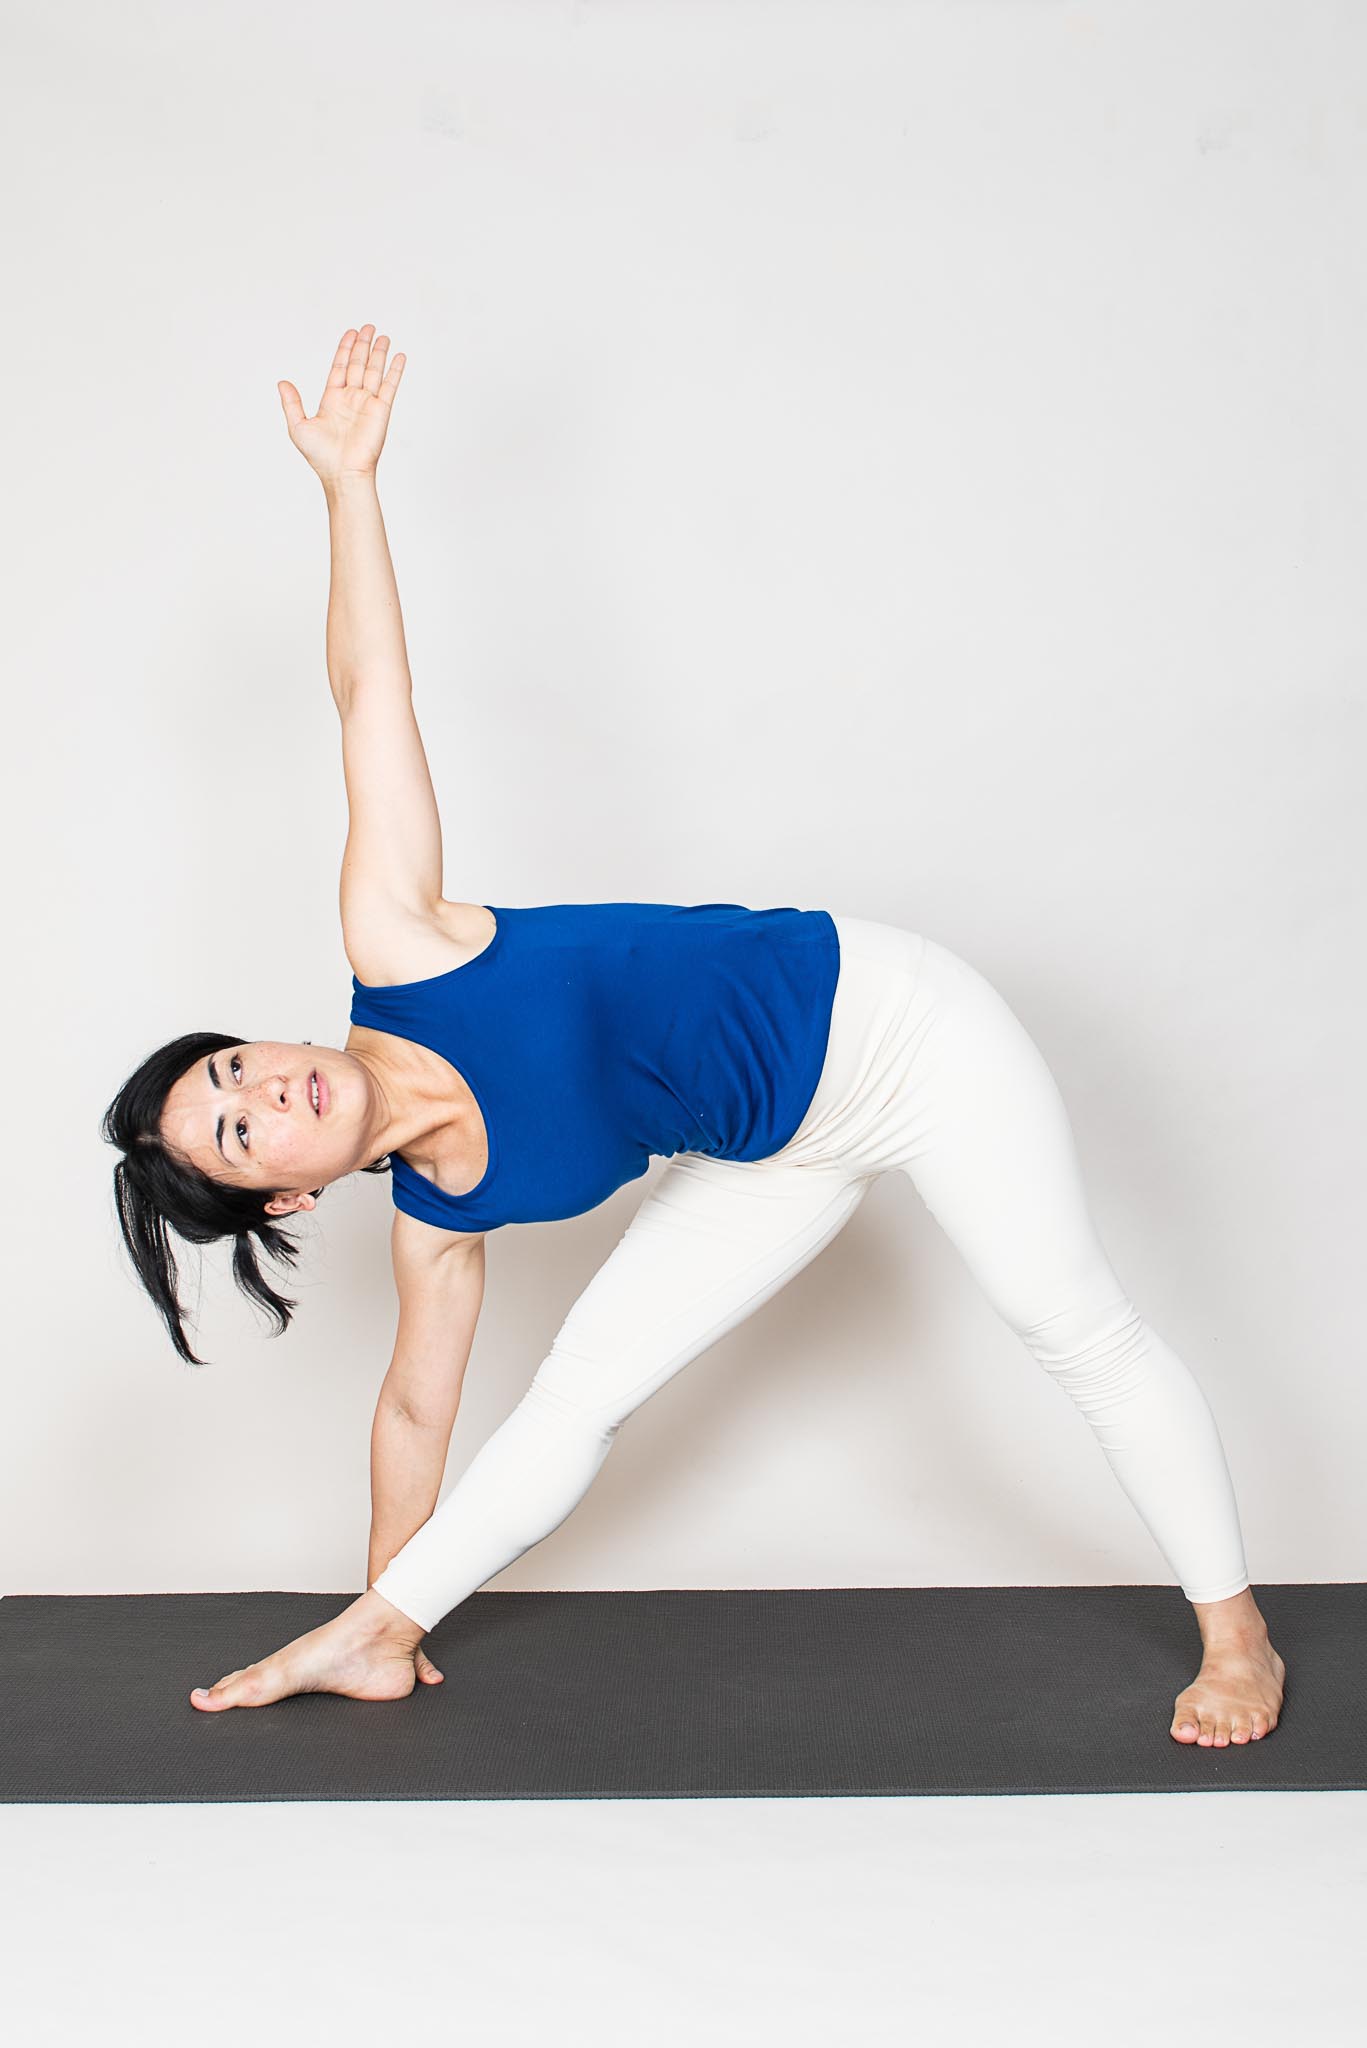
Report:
371,916,1251,1633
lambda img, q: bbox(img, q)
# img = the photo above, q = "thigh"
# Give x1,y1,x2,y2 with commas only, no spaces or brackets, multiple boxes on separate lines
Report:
898,939,1126,1334
531,1150,872,1425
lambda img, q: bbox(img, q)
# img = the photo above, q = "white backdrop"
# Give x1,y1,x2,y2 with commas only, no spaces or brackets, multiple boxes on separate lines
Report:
4,0,1361,1601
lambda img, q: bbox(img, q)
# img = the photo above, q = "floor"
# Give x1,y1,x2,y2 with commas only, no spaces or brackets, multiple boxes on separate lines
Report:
3,1791,1361,2045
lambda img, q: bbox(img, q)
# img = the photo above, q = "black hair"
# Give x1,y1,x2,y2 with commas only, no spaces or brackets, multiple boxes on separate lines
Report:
101,1030,391,1370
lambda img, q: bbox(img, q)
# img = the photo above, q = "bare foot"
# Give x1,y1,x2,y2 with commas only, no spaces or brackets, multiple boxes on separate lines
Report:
1171,1634,1286,1746
189,1590,441,1712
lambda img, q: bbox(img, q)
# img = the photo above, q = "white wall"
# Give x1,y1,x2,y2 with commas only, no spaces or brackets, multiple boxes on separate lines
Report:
4,0,1362,1600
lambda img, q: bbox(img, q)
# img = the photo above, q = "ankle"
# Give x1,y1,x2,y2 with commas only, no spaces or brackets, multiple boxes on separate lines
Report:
358,1586,425,1648
1193,1585,1267,1650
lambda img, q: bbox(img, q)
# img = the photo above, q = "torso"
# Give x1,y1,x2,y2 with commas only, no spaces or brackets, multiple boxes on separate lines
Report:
342,899,497,1200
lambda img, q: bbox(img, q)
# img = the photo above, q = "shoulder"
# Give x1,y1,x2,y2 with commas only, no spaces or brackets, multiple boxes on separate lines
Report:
345,898,497,988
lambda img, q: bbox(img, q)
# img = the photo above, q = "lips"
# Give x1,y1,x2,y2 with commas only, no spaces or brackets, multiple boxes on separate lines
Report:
309,1068,328,1117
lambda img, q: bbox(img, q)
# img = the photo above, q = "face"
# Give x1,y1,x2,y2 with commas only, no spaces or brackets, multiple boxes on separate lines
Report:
159,1041,373,1217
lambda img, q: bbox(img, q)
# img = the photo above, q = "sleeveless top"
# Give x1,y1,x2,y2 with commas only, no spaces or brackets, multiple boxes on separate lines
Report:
347,900,840,1232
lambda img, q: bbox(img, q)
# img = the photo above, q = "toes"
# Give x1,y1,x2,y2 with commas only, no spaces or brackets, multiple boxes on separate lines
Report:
191,1664,257,1710
192,1667,236,1708
415,1652,444,1684
1176,1693,1276,1750
1173,1700,1265,1749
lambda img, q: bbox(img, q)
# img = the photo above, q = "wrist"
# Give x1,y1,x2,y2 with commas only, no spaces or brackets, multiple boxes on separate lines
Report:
322,470,379,504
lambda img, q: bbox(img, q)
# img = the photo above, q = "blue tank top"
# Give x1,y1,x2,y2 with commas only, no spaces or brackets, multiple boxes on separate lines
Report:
347,900,840,1232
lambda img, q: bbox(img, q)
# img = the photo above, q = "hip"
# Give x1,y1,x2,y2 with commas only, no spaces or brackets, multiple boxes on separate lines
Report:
771,914,992,1176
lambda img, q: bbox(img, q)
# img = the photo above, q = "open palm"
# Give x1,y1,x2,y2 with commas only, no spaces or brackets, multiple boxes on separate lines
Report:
278,323,406,482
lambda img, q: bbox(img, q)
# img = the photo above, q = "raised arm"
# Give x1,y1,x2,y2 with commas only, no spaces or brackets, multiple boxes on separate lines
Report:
278,325,447,960
278,321,412,712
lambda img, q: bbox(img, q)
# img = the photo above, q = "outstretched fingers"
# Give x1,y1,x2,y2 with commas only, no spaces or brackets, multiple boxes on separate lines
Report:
314,325,406,412
346,324,375,387
325,327,360,402
362,332,406,406
361,330,389,394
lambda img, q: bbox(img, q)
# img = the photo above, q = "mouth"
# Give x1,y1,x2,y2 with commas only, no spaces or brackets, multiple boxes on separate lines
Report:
309,1068,328,1117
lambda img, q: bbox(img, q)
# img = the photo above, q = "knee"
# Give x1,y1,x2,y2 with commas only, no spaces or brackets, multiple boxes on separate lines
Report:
1020,1296,1150,1407
525,1341,636,1437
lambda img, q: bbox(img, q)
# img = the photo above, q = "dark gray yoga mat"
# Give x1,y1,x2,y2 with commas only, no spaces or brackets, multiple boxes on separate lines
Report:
0,1584,1359,1803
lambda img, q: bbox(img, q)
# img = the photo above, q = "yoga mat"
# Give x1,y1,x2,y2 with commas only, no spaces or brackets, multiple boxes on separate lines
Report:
0,1584,1358,1803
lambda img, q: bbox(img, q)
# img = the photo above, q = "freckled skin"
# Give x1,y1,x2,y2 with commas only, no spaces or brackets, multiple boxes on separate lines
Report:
158,1035,469,1217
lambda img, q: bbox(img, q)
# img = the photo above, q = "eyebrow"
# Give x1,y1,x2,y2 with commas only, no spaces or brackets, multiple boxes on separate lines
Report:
206,1054,230,1162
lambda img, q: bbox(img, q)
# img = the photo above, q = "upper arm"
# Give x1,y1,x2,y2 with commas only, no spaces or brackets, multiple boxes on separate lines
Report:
383,1208,486,1431
337,680,445,944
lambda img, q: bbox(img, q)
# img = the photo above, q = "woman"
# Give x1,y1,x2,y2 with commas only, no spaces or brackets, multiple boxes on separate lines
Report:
105,325,1285,1746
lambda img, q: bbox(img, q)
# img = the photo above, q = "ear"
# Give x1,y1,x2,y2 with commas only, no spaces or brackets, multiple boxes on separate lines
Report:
264,1190,319,1218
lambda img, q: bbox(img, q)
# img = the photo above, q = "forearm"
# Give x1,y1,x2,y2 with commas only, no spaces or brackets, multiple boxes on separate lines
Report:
367,1398,453,1588
369,1378,620,1636
322,473,413,711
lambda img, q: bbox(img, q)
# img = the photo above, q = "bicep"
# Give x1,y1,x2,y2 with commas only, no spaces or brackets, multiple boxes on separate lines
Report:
337,681,445,937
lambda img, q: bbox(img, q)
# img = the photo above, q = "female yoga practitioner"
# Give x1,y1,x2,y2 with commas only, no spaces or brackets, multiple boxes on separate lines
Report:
105,325,1285,1745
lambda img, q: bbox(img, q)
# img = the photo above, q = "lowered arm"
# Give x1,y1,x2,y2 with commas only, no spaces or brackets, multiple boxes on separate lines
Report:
367,1214,486,1587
